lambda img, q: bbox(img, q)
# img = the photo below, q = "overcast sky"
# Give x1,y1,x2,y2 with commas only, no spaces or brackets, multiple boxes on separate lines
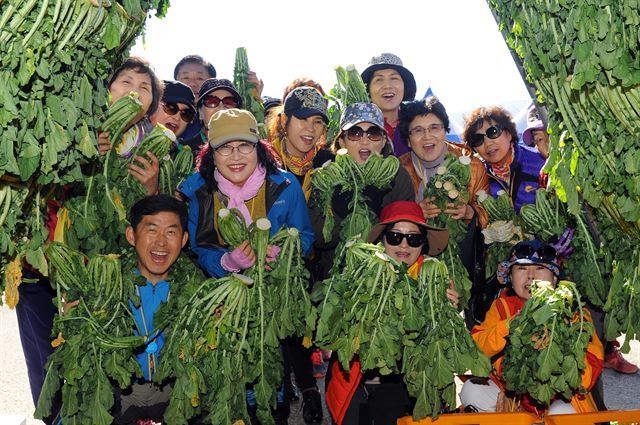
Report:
131,0,532,131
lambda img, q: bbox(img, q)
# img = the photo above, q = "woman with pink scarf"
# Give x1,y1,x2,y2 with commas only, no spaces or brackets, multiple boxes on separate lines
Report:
178,108,314,279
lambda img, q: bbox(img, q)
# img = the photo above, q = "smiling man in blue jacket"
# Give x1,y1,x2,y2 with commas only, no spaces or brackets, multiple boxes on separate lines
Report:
113,195,189,425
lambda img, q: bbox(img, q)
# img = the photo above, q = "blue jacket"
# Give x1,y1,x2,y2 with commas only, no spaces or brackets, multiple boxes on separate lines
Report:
130,277,170,381
486,143,545,213
179,169,315,278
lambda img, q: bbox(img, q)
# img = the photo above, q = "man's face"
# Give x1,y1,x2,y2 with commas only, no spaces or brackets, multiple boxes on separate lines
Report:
126,212,188,284
176,62,211,96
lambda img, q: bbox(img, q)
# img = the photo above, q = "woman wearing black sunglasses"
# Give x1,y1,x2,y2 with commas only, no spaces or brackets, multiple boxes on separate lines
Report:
326,201,458,424
461,106,545,213
150,80,196,140
309,103,414,282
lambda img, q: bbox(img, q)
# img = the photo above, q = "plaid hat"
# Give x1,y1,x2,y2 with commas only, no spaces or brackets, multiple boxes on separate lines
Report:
197,78,242,108
367,201,448,256
208,108,259,149
339,102,386,131
162,80,195,112
361,53,417,101
283,87,328,123
496,239,561,285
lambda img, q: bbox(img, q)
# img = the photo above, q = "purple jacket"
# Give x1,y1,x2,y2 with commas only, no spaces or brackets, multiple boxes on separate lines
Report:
486,144,545,213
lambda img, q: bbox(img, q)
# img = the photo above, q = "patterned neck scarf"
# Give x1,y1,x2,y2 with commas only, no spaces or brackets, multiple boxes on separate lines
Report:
272,136,320,176
490,147,515,183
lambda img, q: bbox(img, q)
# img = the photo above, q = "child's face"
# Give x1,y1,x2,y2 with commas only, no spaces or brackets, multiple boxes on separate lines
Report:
510,264,556,300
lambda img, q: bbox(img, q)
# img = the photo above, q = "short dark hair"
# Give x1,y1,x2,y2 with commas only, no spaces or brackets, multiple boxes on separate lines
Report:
108,57,164,116
462,105,519,150
196,141,280,193
398,97,450,140
129,195,188,231
173,55,216,79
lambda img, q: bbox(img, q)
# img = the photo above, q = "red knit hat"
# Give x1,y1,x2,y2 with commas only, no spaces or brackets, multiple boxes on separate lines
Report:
367,201,449,256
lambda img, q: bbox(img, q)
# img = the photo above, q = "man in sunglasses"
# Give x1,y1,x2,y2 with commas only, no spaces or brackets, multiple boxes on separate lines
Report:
460,239,603,415
150,80,196,140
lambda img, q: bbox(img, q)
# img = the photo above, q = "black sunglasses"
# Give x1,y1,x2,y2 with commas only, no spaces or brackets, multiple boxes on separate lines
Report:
161,102,195,123
511,244,557,263
384,231,425,248
468,124,503,148
202,94,238,109
346,125,385,142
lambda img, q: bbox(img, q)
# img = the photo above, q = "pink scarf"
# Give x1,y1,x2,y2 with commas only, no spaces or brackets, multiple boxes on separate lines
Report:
214,164,266,225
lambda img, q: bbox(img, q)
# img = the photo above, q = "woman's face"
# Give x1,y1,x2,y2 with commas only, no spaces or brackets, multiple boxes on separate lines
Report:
532,130,549,159
369,69,404,114
213,141,259,187
109,69,153,116
284,115,326,157
473,120,512,165
408,113,447,162
340,122,386,164
150,102,192,137
383,221,424,266
510,264,555,300
200,88,237,129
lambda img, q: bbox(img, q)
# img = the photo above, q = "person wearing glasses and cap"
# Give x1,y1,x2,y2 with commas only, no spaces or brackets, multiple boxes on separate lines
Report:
461,106,545,213
459,239,603,415
325,201,457,425
178,108,314,423
181,78,244,157
361,53,417,157
310,102,415,282
150,80,196,140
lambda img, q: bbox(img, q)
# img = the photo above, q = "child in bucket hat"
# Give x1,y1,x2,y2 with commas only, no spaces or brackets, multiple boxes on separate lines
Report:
459,238,604,415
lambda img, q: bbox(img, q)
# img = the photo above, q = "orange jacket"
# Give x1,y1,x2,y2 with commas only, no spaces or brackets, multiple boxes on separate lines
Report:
471,292,604,412
399,142,490,228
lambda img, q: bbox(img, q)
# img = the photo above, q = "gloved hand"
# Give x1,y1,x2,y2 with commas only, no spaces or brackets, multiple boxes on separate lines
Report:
550,227,575,258
266,245,281,263
362,185,387,216
331,187,353,218
221,241,256,272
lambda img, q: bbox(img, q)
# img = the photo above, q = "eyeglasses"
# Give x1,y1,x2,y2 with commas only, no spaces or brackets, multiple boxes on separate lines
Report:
408,123,445,138
214,142,256,157
161,102,195,123
468,124,504,148
345,125,385,142
510,244,557,263
384,231,425,248
202,94,238,109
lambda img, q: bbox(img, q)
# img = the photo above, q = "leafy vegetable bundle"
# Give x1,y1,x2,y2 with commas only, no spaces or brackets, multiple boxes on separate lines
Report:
156,216,315,425
520,190,607,307
35,243,144,425
503,280,593,406
312,149,399,243
422,152,473,307
403,257,491,419
604,246,639,353
0,0,170,304
62,122,176,256
159,145,194,196
313,243,490,420
233,47,265,137
479,189,522,278
325,65,370,144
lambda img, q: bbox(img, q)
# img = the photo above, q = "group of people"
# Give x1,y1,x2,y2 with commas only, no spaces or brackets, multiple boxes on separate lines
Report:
15,52,637,425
